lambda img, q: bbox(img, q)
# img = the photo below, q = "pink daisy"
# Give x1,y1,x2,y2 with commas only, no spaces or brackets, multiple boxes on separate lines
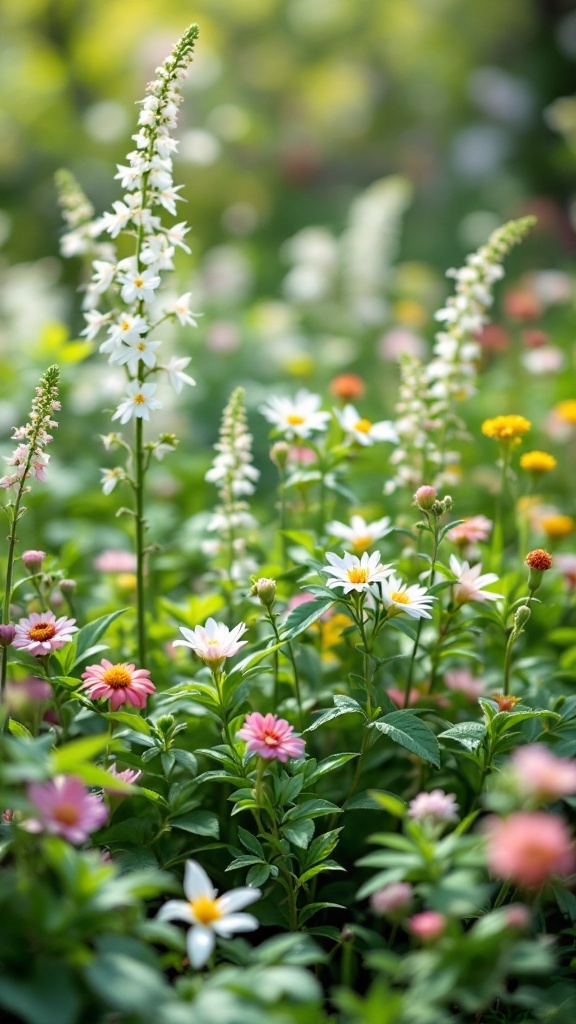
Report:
237,712,306,762
25,775,108,844
13,610,78,657
80,658,155,710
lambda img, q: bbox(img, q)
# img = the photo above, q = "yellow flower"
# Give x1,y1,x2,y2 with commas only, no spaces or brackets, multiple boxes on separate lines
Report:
519,450,557,474
320,613,352,653
555,400,576,425
481,415,531,441
540,515,575,540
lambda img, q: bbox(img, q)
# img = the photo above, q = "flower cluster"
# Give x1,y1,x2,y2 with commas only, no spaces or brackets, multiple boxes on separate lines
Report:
0,365,60,491
321,552,435,619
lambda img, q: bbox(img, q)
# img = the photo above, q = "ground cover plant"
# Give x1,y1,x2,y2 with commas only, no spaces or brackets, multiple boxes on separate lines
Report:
2,19,576,1024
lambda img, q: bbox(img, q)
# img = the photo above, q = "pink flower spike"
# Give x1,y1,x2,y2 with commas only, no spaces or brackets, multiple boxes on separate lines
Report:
484,811,576,888
80,659,155,710
237,712,306,762
13,611,78,657
26,775,108,844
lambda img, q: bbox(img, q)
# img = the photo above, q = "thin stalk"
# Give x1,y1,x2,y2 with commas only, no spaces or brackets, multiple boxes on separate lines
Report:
134,414,147,668
1,474,33,696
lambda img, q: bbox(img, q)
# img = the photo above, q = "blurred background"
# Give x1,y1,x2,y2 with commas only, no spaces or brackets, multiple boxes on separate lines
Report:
0,0,575,574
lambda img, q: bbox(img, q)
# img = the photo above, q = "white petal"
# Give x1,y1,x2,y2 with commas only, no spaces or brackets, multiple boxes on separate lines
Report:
213,912,259,936
217,887,261,915
156,899,193,924
187,924,215,969
184,860,215,901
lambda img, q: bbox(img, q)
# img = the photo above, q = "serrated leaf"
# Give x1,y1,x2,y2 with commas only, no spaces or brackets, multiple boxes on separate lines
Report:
282,598,334,641
370,710,440,767
439,722,486,751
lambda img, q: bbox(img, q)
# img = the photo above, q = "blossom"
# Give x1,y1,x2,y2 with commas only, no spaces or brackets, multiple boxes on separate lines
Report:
112,382,163,424
408,789,459,823
94,550,137,573
173,618,248,667
481,415,531,441
370,882,413,918
509,745,576,801
444,669,486,700
110,336,162,375
0,366,59,492
519,450,557,474
161,355,196,393
80,659,156,710
260,389,331,439
0,624,16,647
413,485,437,511
169,292,201,326
484,812,576,888
379,575,435,619
100,313,149,353
157,859,260,969
13,611,78,657
106,764,143,788
525,548,552,572
540,514,574,540
447,515,493,546
329,373,365,402
237,712,306,762
21,549,46,570
336,404,397,446
555,399,576,425
449,554,503,604
408,911,447,941
325,514,392,554
322,550,392,594
100,467,125,495
555,553,576,589
25,775,108,844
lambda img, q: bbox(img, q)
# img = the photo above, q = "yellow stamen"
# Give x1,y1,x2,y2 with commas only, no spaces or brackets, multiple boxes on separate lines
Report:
53,803,79,825
347,567,369,584
190,895,222,925
102,665,133,689
134,393,145,405
28,622,56,642
354,418,372,434
352,535,373,553
390,591,410,605
286,414,305,426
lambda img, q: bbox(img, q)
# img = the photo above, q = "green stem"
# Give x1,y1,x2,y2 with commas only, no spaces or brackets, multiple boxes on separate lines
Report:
405,516,438,708
1,477,31,697
134,415,147,668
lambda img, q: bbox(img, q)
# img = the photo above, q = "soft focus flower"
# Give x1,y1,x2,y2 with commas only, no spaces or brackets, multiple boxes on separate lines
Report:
449,555,503,604
408,911,447,941
484,812,576,887
112,381,163,424
0,624,16,647
519,451,557,474
444,669,486,700
329,373,366,402
370,882,413,917
325,515,392,554
447,515,493,546
161,355,196,393
237,712,306,762
173,618,248,667
554,399,576,425
379,576,435,619
0,366,59,491
13,611,78,657
336,404,397,446
260,389,331,439
4,676,52,714
408,789,459,823
505,904,532,930
509,745,576,801
522,347,565,375
555,553,576,589
106,764,142,788
26,775,108,843
503,288,542,321
80,659,155,710
22,549,46,570
413,485,437,511
157,859,260,969
322,550,392,594
95,550,138,573
481,415,531,441
540,514,574,540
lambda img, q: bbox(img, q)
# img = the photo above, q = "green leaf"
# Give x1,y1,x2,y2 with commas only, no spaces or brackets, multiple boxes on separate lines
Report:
305,695,364,733
368,791,407,817
246,862,271,886
237,826,264,857
102,710,151,735
305,752,358,784
298,860,345,886
370,711,440,767
171,748,198,773
284,818,315,848
284,799,341,820
301,828,343,868
84,952,170,1012
8,719,33,740
72,608,130,668
439,722,486,751
298,901,345,926
280,529,318,554
170,809,220,838
51,733,112,773
282,597,334,641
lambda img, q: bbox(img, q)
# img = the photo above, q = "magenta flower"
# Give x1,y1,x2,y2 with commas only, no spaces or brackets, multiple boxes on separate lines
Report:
26,775,108,844
107,764,142,786
13,611,78,657
484,811,576,888
80,659,155,710
237,712,306,762
0,624,16,647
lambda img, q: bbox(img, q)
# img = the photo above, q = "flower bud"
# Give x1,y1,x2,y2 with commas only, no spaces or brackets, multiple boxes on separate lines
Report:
21,550,46,572
270,441,290,469
525,548,552,592
413,485,437,511
370,882,413,919
0,624,16,647
251,577,277,609
59,578,77,594
408,910,447,942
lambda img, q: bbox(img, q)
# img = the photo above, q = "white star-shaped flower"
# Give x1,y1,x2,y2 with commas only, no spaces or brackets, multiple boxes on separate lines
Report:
322,550,392,594
260,390,331,439
111,382,162,424
336,404,398,446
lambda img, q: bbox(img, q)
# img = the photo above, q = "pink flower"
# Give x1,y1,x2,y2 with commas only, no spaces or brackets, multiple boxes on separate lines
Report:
447,515,493,546
444,669,486,700
449,555,503,604
105,764,142,792
22,549,46,570
237,712,306,762
80,659,155,710
414,486,437,511
5,676,51,713
173,618,248,668
509,745,576,801
370,882,413,917
13,611,78,657
94,550,138,573
505,904,531,930
408,911,447,941
0,624,16,647
26,775,108,844
408,789,459,823
484,812,576,888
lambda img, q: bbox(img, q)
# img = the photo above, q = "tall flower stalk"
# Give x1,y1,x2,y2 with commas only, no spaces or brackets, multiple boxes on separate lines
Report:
59,25,200,667
1,365,60,696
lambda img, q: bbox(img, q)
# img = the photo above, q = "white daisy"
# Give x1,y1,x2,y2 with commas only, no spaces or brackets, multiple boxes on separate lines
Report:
118,261,161,305
111,382,162,424
157,859,260,969
260,389,331,439
100,314,149,354
173,617,248,667
449,554,503,605
325,514,392,554
336,404,398,446
322,550,392,594
380,575,435,619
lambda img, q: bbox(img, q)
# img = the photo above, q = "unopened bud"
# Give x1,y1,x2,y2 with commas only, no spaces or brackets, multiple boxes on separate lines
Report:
270,441,290,469
251,577,277,609
512,604,531,635
0,624,16,647
59,578,77,594
525,549,552,592
22,550,46,572
413,485,437,511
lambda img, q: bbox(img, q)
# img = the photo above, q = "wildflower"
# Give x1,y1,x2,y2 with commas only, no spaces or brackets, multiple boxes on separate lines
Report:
5,677,52,715
491,693,520,712
112,381,163,424
0,365,60,491
370,882,413,918
173,618,248,668
449,554,503,604
555,553,576,589
481,415,531,441
157,859,261,969
13,611,78,657
447,515,493,546
106,764,143,787
0,624,16,647
22,550,46,571
554,399,576,425
25,775,108,844
260,389,331,439
100,467,126,495
509,745,576,801
413,485,437,511
80,659,156,710
251,577,277,609
379,575,435,619
408,911,447,941
503,288,542,321
408,789,459,823
322,550,392,594
168,293,201,327
109,336,162,375
325,514,392,554
540,514,574,540
161,355,196,393
237,712,306,762
336,404,397,446
444,669,486,700
94,550,137,573
519,450,557,474
484,811,576,888
329,373,366,402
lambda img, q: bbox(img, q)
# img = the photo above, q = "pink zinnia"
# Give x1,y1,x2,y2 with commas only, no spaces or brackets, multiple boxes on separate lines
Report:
509,745,576,801
447,515,493,546
26,775,108,844
80,658,155,710
237,712,306,762
13,610,78,657
484,812,576,888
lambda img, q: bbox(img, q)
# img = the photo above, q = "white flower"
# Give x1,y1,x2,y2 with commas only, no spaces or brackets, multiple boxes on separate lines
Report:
81,310,112,341
100,467,125,495
101,200,134,238
326,514,392,553
165,221,191,253
380,575,435,619
161,355,196,393
260,389,331,439
322,550,392,594
110,337,162,375
91,260,117,294
156,859,260,969
118,262,161,305
112,382,163,424
336,404,398,446
169,292,201,326
173,617,248,666
101,314,149,353
449,554,503,604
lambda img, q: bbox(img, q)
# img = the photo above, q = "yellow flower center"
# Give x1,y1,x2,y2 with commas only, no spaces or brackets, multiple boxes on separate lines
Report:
540,515,575,539
28,622,56,642
120,320,130,332
352,535,373,553
102,665,133,689
390,591,410,605
190,895,222,925
286,414,305,426
207,639,220,646
347,567,369,584
354,418,372,434
134,277,144,288
53,802,79,826
137,342,146,351
134,393,145,405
